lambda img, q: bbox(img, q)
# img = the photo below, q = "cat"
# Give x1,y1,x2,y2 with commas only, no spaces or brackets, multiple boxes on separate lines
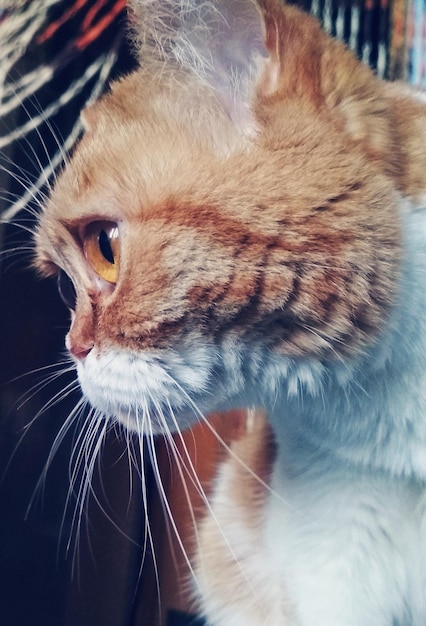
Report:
34,0,426,624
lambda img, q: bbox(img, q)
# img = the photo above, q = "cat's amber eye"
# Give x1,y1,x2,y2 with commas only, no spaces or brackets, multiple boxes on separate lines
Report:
83,221,120,284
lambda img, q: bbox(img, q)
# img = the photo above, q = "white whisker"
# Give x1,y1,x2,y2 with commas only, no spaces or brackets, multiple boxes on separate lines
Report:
144,403,201,596
162,368,283,503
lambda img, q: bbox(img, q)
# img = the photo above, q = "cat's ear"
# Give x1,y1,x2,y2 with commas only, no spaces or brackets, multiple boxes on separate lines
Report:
129,1,389,153
258,3,392,163
128,0,280,133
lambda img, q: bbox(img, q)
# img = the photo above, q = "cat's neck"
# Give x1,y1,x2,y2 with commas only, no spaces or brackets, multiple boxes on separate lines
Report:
259,197,426,480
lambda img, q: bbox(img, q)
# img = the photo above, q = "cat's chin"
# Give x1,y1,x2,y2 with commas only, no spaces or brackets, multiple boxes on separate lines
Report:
112,408,185,436
75,345,221,436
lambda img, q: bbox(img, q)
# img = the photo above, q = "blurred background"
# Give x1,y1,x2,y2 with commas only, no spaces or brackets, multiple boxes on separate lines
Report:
0,0,424,624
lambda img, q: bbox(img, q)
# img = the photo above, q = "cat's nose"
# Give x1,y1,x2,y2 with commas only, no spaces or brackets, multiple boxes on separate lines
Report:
66,309,95,361
67,336,94,361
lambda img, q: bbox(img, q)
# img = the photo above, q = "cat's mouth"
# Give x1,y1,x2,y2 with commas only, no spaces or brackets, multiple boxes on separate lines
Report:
75,345,217,435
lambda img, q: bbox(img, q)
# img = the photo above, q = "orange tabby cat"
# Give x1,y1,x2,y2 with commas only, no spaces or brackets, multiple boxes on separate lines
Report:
35,1,426,624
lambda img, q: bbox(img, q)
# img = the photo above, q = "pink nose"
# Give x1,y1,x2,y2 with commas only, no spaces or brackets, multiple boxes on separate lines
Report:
68,339,94,361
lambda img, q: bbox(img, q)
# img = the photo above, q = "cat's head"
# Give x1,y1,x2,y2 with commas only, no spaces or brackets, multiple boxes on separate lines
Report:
35,0,402,432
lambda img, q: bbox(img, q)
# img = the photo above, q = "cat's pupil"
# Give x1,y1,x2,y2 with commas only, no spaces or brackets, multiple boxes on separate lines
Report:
98,229,115,264
57,270,77,310
82,221,119,284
